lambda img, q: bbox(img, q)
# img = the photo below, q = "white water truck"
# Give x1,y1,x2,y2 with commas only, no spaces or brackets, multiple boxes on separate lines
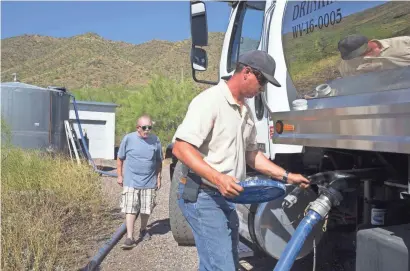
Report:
167,1,410,270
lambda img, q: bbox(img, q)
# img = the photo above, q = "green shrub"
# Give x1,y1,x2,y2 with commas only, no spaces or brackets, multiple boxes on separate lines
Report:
72,75,200,146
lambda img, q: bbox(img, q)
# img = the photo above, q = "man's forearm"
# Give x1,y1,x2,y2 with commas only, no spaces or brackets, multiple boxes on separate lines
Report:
172,140,222,186
246,150,286,180
117,158,124,177
156,161,162,177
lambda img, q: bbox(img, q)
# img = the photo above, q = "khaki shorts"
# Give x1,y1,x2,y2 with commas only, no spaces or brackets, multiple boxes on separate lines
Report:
120,186,157,215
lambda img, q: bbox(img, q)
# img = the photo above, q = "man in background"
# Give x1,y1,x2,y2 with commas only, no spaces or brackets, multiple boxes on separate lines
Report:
338,34,410,77
117,115,163,249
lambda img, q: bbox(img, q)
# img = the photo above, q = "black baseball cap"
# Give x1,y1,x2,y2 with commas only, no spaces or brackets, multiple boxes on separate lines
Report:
238,50,281,87
338,34,369,60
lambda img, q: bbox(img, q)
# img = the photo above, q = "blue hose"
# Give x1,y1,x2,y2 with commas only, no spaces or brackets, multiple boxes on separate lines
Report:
94,169,118,178
80,223,128,271
69,94,118,178
73,93,125,270
273,210,322,271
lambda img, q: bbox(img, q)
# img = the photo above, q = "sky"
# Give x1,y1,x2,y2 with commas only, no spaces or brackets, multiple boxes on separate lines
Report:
1,1,232,44
1,1,391,44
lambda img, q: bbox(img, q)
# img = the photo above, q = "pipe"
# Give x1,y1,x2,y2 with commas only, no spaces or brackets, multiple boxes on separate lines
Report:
275,174,348,271
283,171,357,209
71,93,132,270
273,210,322,271
94,169,118,178
69,94,118,177
408,155,410,195
49,93,52,145
363,179,372,224
312,238,316,271
70,95,94,165
80,222,129,271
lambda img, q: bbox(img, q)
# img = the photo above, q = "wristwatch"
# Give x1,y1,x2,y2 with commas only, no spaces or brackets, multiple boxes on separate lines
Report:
282,171,289,183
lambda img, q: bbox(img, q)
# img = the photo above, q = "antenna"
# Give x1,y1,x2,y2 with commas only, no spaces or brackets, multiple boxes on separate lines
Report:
12,73,18,82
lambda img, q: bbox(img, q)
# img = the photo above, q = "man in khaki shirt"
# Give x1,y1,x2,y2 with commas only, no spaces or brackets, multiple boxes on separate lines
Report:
172,50,309,271
338,34,410,77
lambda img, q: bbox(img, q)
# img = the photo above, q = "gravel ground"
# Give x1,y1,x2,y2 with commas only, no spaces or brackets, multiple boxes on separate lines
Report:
97,161,199,271
83,160,355,271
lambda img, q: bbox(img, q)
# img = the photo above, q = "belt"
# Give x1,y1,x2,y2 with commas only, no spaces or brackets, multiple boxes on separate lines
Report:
180,177,212,189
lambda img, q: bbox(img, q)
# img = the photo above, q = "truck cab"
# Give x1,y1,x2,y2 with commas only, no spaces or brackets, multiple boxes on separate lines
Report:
169,0,410,268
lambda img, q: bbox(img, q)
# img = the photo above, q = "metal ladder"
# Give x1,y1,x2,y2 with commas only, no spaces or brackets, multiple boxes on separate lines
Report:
64,120,87,164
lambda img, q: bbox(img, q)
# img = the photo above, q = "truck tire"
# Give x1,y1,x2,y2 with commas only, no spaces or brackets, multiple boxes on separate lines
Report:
169,161,195,246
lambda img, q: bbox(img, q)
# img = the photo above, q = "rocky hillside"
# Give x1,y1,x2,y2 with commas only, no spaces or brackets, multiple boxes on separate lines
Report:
1,32,224,89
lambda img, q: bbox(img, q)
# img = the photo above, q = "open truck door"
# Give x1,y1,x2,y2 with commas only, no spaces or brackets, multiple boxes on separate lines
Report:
190,1,275,159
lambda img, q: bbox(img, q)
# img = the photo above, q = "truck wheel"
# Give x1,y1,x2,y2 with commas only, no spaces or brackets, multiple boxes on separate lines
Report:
169,161,195,246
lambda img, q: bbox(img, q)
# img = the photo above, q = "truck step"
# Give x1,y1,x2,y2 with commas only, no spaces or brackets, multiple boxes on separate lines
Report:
238,241,254,259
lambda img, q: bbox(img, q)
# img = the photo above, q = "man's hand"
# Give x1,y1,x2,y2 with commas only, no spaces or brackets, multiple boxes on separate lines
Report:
117,176,123,187
214,174,244,198
287,173,310,189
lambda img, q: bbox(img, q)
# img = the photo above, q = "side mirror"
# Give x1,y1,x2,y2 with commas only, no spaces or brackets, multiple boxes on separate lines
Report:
191,47,208,71
189,1,217,86
190,1,208,46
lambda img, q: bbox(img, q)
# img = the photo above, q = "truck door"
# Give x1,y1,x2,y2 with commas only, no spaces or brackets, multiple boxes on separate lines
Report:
219,1,272,157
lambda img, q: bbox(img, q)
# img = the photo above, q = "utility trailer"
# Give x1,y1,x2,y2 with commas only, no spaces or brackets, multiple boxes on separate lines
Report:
168,1,410,269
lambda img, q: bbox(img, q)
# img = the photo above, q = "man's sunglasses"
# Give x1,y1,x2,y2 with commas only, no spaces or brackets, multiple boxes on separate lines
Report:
250,68,268,86
138,125,152,131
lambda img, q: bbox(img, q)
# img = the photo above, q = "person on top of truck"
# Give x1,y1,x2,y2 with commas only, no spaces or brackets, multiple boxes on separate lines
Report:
172,50,310,271
338,34,410,77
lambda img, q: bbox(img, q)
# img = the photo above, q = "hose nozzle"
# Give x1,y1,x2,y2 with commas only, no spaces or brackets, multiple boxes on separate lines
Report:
283,171,359,209
308,187,342,217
